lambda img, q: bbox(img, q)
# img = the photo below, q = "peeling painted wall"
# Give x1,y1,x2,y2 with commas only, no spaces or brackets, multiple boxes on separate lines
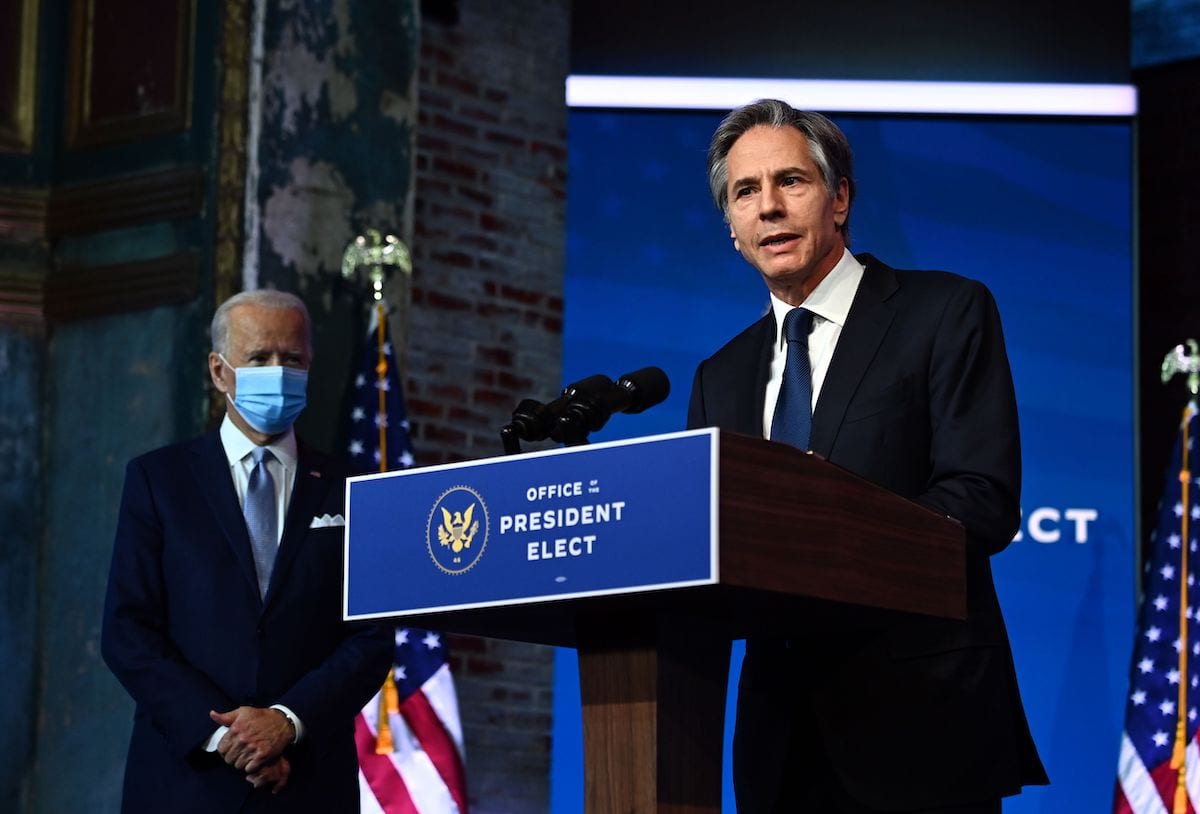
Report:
250,0,420,454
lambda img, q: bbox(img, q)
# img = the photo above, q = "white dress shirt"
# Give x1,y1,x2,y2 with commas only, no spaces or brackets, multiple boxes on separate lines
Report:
762,248,865,438
205,415,305,751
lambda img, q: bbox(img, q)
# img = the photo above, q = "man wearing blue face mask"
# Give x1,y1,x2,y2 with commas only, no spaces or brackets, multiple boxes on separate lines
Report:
101,290,393,813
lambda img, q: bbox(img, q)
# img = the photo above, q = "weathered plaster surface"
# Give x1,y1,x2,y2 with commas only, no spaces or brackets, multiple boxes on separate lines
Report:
262,158,355,281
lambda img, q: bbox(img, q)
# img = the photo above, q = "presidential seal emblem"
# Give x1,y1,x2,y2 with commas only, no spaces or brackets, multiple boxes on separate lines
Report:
427,486,489,574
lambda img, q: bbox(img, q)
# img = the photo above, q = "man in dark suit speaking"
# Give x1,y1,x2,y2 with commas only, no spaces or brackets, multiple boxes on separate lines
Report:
102,290,392,812
687,100,1048,812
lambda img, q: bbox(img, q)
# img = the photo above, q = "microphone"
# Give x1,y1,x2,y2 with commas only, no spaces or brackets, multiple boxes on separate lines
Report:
504,374,614,444
612,366,671,414
553,366,670,444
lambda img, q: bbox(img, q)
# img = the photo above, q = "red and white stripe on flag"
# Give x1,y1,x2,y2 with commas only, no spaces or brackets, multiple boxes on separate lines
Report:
1114,732,1200,814
357,659,468,814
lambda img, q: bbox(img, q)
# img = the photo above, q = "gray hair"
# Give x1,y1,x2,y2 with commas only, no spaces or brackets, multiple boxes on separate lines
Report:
706,99,855,241
210,289,313,355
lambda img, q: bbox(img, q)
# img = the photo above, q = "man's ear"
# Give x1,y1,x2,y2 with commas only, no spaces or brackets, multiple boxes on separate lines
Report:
209,353,231,395
833,178,850,226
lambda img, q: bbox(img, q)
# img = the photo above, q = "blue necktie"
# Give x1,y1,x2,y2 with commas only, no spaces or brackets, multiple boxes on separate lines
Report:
245,447,278,600
770,307,815,450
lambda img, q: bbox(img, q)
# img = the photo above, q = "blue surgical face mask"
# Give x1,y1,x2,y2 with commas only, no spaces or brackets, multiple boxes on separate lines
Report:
220,354,308,435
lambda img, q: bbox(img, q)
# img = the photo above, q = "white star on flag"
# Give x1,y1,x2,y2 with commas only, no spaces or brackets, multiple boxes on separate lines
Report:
356,373,366,388
1154,731,1170,747
351,406,365,421
422,631,441,650
1169,669,1181,684
1139,658,1155,674
1170,534,1182,549
1146,626,1162,642
395,629,409,646
1154,595,1169,611
348,439,365,457
1160,700,1177,716
1133,690,1147,705
1162,564,1177,580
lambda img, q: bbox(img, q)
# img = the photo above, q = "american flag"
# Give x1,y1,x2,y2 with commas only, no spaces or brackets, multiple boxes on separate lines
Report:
345,303,415,473
348,302,469,814
1116,402,1200,814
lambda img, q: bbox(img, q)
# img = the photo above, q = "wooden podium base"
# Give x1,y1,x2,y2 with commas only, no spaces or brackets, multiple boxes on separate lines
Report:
578,614,731,814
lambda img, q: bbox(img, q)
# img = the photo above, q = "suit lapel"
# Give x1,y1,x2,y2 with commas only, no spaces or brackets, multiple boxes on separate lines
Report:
191,431,261,598
810,256,899,457
265,445,333,607
731,313,775,436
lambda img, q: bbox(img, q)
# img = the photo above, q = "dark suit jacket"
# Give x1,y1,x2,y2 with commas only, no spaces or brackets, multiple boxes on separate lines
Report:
688,255,1047,811
101,429,393,813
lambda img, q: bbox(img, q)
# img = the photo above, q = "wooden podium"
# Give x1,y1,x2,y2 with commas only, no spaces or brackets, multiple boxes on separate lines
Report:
344,430,965,814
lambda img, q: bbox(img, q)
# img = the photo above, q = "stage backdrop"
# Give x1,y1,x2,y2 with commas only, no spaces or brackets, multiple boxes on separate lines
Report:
552,109,1134,813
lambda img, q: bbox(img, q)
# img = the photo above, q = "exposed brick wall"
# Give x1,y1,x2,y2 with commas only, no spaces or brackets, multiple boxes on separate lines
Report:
408,0,568,466
408,1,570,812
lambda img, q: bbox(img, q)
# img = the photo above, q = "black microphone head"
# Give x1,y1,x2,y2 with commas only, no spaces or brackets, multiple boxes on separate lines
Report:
509,398,556,442
614,366,670,414
562,373,613,400
550,374,615,443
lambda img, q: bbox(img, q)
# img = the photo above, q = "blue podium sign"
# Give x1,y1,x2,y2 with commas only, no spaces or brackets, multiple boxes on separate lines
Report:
343,428,718,619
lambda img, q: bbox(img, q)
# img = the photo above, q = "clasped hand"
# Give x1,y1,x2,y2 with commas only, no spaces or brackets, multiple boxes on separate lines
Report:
210,706,294,793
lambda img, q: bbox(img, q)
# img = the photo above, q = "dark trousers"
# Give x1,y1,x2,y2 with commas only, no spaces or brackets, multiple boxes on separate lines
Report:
768,699,1001,814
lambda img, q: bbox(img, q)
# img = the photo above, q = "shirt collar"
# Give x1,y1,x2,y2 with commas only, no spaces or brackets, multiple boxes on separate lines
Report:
770,248,865,349
219,413,298,472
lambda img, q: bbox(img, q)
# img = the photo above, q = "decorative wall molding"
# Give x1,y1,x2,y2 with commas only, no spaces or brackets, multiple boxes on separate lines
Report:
52,167,204,235
209,0,251,426
0,166,204,239
0,186,49,238
0,251,199,323
65,0,194,148
0,0,39,152
0,271,45,320
213,0,250,309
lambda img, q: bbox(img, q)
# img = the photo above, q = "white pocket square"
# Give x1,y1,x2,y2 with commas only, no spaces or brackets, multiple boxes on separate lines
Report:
309,513,346,529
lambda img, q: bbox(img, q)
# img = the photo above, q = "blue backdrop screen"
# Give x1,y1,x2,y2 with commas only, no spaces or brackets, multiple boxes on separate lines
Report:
553,109,1135,813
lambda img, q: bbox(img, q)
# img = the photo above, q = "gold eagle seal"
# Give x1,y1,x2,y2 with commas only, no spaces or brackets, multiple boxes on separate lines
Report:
426,485,489,574
437,503,480,553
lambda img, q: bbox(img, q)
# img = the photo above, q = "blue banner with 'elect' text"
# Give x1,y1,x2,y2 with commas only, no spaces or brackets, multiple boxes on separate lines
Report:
343,429,717,619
